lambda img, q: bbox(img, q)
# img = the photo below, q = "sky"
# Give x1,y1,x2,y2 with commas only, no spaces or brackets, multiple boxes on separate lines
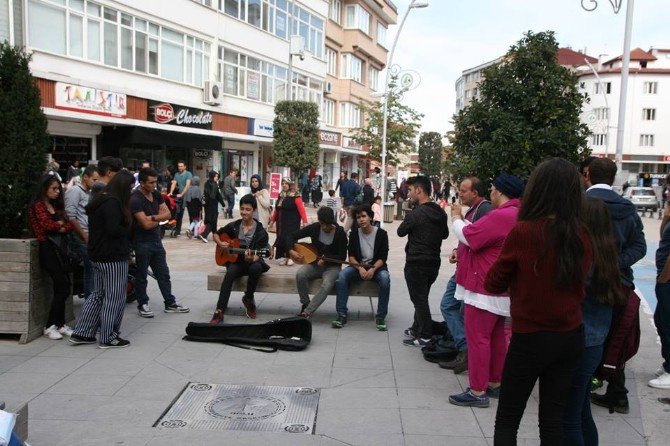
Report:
388,0,669,135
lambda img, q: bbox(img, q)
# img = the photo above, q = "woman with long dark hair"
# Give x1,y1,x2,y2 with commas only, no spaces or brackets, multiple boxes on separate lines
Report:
563,197,625,445
250,174,271,227
28,174,76,340
485,158,594,444
269,178,308,265
200,170,226,243
69,170,134,348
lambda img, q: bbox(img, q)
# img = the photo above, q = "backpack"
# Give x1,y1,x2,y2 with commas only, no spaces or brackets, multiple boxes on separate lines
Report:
597,288,641,378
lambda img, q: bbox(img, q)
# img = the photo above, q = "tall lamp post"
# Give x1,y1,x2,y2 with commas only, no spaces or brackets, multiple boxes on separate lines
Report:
379,0,429,227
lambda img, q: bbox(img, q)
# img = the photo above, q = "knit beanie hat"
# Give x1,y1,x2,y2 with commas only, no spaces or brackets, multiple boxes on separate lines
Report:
492,173,525,199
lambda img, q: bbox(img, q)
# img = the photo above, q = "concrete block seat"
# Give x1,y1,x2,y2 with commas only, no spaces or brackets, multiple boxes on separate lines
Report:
207,265,379,317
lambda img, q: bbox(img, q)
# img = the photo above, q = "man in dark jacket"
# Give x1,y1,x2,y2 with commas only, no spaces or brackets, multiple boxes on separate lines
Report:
333,203,390,331
340,172,361,208
584,157,646,413
398,175,450,346
362,178,375,205
289,207,348,318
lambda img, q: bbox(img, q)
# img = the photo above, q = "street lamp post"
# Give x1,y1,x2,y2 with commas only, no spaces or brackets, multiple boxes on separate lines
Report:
379,0,428,227
583,58,611,156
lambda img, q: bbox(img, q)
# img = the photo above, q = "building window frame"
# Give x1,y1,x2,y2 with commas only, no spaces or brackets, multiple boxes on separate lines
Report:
643,81,658,94
343,4,370,35
642,108,656,121
640,134,655,147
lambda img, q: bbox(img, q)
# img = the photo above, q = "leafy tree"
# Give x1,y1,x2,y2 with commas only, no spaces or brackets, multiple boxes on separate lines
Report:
272,100,320,179
352,75,423,165
418,131,444,176
450,31,591,183
0,44,49,238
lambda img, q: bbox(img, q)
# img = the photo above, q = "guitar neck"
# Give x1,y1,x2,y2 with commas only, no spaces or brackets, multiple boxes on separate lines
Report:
227,248,265,256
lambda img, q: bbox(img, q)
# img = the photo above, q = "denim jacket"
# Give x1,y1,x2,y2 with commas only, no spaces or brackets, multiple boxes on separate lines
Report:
582,293,613,347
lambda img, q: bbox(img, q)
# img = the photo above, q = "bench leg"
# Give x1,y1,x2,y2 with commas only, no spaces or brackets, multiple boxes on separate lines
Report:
369,296,375,320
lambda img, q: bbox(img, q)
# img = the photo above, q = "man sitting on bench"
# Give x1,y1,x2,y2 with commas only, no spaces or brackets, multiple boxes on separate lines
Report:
332,204,390,331
210,194,270,324
288,207,348,318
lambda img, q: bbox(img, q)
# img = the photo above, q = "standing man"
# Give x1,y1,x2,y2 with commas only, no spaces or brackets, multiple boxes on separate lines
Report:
340,172,361,209
222,169,238,219
131,168,190,318
64,165,99,299
651,201,670,389
583,157,646,413
91,156,122,199
362,178,375,205
65,160,80,183
439,176,493,373
398,175,449,346
333,204,391,331
169,160,192,236
288,207,348,318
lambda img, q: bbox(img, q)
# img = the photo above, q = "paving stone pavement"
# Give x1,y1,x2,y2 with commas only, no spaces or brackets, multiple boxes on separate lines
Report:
1,206,668,445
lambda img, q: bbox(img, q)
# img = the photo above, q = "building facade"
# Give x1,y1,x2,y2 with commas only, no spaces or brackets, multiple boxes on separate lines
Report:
2,0,330,187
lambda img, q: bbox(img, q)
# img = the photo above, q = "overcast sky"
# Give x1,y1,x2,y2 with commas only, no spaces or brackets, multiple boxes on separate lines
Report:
388,0,669,135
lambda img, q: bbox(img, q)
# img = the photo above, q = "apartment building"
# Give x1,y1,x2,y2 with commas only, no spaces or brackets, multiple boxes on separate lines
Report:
1,0,328,186
322,0,397,188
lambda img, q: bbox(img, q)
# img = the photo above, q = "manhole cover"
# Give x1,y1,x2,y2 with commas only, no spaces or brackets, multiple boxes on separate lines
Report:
155,383,320,434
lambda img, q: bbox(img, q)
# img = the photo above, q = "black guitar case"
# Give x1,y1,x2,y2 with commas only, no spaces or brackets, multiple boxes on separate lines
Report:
183,317,312,352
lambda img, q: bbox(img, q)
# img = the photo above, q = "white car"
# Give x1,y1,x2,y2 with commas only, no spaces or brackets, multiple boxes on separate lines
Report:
623,187,658,212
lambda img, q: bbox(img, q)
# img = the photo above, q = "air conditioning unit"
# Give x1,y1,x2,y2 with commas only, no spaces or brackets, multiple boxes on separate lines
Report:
203,81,223,105
324,81,333,94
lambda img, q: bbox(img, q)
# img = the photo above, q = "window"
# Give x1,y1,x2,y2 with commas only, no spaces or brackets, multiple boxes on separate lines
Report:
376,22,387,48
595,107,609,120
291,5,324,58
329,0,340,24
344,4,370,35
341,53,363,83
340,102,361,128
322,99,335,125
640,134,655,147
369,67,379,91
643,82,658,94
325,47,337,76
192,0,213,6
28,0,67,55
594,82,612,94
642,108,656,121
591,134,608,146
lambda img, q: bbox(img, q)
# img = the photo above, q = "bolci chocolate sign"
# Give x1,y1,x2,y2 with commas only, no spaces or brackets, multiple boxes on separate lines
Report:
148,101,213,129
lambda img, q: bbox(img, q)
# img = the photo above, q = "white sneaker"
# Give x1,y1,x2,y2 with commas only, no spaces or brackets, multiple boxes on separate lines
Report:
276,258,287,266
287,259,294,266
199,235,208,243
58,325,74,336
43,325,63,340
649,372,670,389
655,366,666,377
138,304,155,318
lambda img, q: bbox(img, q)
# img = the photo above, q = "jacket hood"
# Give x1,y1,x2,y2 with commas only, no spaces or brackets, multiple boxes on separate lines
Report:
191,176,201,187
587,188,637,220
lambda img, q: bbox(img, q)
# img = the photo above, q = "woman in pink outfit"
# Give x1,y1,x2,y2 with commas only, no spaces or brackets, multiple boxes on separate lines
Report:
448,173,524,408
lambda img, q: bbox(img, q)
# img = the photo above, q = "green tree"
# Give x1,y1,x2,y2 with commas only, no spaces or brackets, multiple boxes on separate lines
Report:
450,31,591,183
0,44,49,238
418,131,444,176
352,75,423,165
272,100,320,179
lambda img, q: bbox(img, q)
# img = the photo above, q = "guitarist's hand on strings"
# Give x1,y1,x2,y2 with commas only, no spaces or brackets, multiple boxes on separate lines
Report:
244,248,259,263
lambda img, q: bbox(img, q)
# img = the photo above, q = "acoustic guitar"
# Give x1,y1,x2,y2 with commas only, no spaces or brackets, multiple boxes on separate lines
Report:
215,233,271,266
292,243,374,269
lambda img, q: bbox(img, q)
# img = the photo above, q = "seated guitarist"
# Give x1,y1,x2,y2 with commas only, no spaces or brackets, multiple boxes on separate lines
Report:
288,207,348,318
210,194,270,324
333,204,390,331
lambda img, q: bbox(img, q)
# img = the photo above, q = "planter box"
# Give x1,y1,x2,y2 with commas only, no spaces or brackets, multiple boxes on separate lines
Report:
0,239,74,343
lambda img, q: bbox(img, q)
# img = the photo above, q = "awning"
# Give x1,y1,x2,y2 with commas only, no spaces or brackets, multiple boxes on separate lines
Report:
102,126,222,150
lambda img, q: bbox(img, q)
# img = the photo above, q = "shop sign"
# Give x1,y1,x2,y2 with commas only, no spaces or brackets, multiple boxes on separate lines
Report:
250,119,274,138
55,82,127,117
319,130,341,147
147,101,213,129
342,136,362,150
269,173,282,199
194,149,211,159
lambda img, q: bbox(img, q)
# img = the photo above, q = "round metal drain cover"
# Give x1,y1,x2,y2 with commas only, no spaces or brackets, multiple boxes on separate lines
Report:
205,396,286,421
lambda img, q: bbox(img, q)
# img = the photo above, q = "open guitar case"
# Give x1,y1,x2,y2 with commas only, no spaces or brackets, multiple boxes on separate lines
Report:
183,317,312,352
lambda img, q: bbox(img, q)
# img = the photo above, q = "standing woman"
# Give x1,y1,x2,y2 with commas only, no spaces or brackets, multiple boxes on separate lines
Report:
269,178,308,265
29,174,76,340
70,170,134,348
485,158,594,445
250,174,271,227
183,175,203,238
311,173,323,207
200,171,226,242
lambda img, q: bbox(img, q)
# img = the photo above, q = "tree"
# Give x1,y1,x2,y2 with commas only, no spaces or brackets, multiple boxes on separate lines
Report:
272,100,320,179
352,75,423,165
418,131,444,177
0,44,49,238
449,31,591,183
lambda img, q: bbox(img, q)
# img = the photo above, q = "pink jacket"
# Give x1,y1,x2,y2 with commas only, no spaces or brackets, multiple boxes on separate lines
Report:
455,198,520,296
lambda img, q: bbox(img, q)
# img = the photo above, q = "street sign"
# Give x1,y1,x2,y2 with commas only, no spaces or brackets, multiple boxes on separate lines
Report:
269,173,282,199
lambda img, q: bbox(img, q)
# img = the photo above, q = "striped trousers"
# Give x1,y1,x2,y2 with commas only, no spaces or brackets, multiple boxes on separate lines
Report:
73,260,128,344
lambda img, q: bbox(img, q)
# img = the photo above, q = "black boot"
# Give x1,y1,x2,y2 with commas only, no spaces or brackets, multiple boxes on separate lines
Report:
439,350,468,374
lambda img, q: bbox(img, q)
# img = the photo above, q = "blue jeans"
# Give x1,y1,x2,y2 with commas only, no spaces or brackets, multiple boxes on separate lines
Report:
563,344,603,446
71,236,93,298
440,274,466,351
225,194,235,218
133,240,176,307
336,266,390,321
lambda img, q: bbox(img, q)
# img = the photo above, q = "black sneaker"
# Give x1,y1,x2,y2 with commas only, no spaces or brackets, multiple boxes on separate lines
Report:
375,319,388,331
403,327,417,339
98,337,130,349
164,303,190,313
590,393,629,414
69,334,96,345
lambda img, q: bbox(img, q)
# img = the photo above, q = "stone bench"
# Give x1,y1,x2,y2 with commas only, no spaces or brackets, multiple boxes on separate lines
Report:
207,265,379,317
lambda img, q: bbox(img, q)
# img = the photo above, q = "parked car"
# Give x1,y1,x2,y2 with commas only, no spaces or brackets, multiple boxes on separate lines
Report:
623,187,659,212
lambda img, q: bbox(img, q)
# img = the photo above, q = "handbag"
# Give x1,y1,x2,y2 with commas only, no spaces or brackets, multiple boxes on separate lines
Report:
47,233,82,272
